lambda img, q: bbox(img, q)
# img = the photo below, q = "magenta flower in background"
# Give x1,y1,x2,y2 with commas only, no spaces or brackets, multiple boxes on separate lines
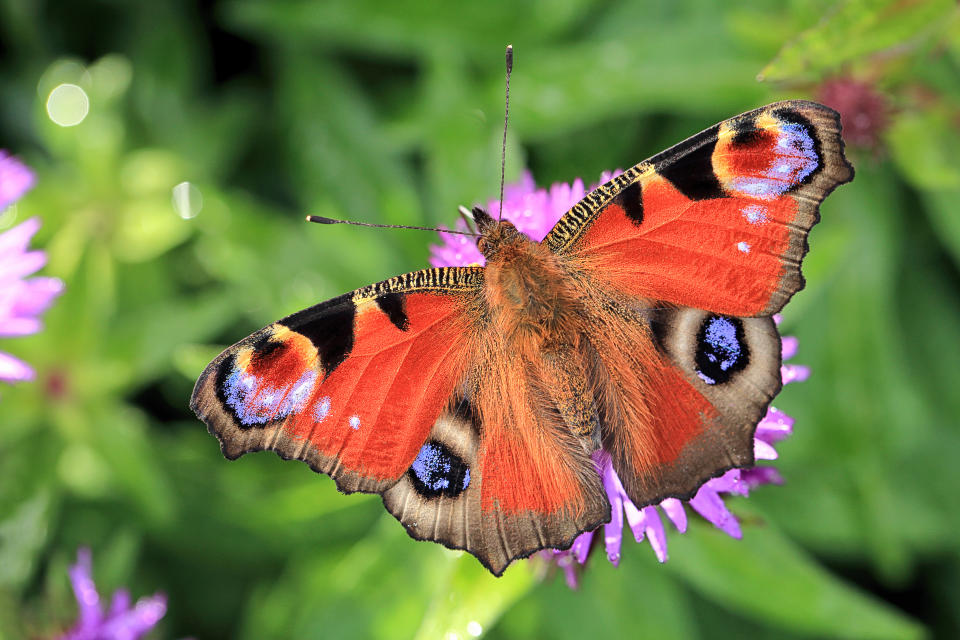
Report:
60,548,167,640
816,77,890,150
431,172,808,588
0,150,35,210
0,152,63,383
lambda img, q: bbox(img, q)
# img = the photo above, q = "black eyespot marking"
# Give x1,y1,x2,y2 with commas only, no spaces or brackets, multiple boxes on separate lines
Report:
408,440,470,498
376,292,409,331
695,315,749,385
730,112,762,146
214,352,238,412
616,181,644,226
280,294,355,376
656,123,726,200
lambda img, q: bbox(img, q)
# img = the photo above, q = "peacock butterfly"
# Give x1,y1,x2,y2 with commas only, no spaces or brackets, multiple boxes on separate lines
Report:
191,97,853,576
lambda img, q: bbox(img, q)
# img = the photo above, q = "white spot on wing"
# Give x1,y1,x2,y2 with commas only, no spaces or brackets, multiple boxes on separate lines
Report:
314,396,331,422
349,415,361,430
737,241,751,253
742,204,767,224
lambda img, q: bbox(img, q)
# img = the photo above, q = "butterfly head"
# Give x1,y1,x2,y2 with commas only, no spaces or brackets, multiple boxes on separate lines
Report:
472,206,524,260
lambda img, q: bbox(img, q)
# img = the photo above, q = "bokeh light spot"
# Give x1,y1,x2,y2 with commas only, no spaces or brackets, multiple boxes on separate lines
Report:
172,181,203,219
46,83,89,126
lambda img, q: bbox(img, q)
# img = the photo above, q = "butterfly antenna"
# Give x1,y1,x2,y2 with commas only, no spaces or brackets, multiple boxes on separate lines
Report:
306,215,479,236
497,44,513,222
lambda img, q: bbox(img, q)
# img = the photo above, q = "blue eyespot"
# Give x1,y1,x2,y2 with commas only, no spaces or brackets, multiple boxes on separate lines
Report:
409,441,470,498
695,316,749,385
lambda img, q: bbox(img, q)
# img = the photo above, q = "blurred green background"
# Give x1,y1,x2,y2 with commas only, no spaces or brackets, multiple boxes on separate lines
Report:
2,0,960,638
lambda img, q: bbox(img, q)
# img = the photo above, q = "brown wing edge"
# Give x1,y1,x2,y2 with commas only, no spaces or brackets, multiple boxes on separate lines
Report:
757,101,854,315
380,406,611,577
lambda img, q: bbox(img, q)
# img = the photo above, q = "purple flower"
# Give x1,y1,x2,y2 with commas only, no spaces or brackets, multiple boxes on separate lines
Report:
0,151,35,210
431,172,806,588
816,77,890,150
0,152,63,383
60,548,167,640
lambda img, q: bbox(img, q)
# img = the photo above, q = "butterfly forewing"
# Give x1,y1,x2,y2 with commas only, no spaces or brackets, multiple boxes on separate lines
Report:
546,100,854,317
191,267,483,493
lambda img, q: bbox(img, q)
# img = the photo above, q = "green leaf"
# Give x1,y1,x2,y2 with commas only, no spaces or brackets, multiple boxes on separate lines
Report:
760,0,956,81
414,555,536,640
668,519,925,640
0,490,53,589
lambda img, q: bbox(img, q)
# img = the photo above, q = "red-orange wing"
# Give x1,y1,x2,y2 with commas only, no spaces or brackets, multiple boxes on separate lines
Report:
545,100,853,316
191,267,482,494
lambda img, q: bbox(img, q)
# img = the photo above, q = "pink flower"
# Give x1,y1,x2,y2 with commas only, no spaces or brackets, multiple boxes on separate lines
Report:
0,151,35,210
0,152,63,383
816,77,890,149
59,548,167,640
431,172,806,587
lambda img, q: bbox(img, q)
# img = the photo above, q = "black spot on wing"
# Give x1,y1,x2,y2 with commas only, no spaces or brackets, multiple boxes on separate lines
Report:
279,293,355,376
655,123,725,200
214,352,237,411
408,440,471,498
248,333,284,367
614,180,643,226
376,292,410,331
730,112,762,146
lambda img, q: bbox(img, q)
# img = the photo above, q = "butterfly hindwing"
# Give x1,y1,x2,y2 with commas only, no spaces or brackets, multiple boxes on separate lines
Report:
588,300,782,508
191,267,483,494
384,391,610,576
546,100,854,317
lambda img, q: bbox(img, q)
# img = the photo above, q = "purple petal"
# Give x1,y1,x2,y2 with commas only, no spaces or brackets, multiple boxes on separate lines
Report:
642,506,669,563
741,466,784,488
0,351,34,382
754,439,779,461
601,459,625,566
0,152,35,210
782,364,811,384
0,217,40,256
756,407,794,442
689,485,742,538
0,317,41,336
97,593,167,640
571,530,594,564
623,497,648,542
555,553,580,589
108,589,132,617
0,249,47,282
660,498,687,532
67,548,102,630
11,276,64,316
781,336,799,361
705,469,746,495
